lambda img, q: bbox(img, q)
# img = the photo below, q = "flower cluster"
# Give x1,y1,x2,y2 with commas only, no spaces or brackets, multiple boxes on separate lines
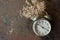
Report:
20,0,46,20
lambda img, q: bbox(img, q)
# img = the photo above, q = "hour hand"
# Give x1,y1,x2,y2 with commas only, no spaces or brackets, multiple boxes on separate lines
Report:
39,25,49,31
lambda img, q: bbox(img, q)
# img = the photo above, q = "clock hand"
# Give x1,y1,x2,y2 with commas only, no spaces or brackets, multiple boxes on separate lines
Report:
39,25,49,31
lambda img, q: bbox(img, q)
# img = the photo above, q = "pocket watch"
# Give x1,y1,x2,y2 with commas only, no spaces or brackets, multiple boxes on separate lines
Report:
32,12,52,37
33,18,51,36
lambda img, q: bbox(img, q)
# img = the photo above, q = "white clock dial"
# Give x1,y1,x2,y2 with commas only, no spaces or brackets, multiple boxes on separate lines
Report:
33,18,51,36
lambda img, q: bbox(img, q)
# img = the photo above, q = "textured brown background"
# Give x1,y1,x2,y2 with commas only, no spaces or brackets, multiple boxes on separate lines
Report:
47,0,60,40
0,0,41,40
0,0,60,40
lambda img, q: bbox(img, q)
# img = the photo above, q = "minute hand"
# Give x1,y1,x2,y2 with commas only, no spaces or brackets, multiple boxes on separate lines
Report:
39,25,49,31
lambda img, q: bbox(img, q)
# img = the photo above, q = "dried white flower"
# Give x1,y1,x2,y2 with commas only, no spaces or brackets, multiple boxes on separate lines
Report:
20,0,46,20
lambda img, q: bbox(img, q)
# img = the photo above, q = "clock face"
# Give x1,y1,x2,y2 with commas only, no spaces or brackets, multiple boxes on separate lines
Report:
33,18,51,36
